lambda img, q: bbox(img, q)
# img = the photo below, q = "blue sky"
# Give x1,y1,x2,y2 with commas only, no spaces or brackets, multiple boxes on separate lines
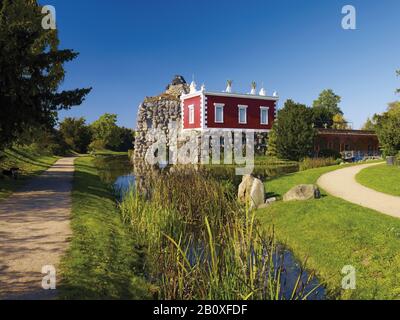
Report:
45,0,400,129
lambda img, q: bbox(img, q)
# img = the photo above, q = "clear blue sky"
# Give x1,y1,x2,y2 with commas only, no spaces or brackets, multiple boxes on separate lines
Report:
45,0,400,129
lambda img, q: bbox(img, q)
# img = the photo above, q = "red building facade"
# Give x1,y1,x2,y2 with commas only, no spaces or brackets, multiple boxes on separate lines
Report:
314,129,380,158
181,84,278,132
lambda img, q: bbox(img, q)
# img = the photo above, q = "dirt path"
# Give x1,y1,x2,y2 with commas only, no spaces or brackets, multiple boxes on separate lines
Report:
0,158,75,300
318,162,400,218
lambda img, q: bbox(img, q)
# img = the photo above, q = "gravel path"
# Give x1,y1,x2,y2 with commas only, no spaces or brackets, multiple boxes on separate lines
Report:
0,158,75,300
317,162,400,218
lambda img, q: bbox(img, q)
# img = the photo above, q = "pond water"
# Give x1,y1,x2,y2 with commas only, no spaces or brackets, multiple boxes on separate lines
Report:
94,154,326,300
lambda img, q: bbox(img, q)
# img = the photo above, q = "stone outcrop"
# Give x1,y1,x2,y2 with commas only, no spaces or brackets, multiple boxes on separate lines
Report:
283,184,320,202
133,75,189,168
238,175,265,210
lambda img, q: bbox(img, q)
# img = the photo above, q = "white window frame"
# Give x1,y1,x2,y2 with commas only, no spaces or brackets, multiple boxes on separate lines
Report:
238,105,248,124
214,103,225,123
260,106,269,125
188,104,195,124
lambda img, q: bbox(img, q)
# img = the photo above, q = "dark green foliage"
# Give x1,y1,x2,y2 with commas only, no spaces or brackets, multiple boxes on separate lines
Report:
90,114,134,152
60,117,92,153
374,102,400,156
114,126,135,152
275,100,316,161
312,89,343,128
266,123,278,157
15,126,68,156
0,0,91,150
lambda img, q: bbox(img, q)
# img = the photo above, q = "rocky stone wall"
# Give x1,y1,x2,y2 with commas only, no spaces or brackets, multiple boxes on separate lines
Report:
133,76,189,175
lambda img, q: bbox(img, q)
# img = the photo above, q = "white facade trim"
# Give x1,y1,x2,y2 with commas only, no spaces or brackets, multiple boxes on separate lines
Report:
181,91,279,102
182,128,271,133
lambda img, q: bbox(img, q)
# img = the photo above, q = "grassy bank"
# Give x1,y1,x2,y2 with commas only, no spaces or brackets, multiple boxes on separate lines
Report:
59,156,151,300
0,147,59,200
356,164,400,197
258,164,400,299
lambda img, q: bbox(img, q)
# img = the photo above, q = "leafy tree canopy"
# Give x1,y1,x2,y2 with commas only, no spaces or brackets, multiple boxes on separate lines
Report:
60,117,92,153
362,117,377,131
374,101,400,156
332,113,351,130
0,0,91,150
312,89,343,128
275,100,316,161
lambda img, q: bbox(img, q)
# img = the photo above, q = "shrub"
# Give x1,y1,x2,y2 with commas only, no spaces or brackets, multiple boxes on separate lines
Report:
300,157,337,171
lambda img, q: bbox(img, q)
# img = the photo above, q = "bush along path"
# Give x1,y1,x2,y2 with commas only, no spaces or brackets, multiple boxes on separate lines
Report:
0,158,75,300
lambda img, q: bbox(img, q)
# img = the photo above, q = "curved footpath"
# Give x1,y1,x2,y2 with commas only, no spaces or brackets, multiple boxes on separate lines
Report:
0,158,75,300
318,162,400,218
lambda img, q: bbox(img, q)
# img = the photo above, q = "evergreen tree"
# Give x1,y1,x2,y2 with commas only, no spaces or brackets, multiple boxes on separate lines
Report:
0,0,91,150
266,123,278,157
275,100,315,161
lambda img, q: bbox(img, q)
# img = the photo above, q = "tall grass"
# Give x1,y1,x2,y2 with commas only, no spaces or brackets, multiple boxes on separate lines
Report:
299,157,338,171
119,167,320,300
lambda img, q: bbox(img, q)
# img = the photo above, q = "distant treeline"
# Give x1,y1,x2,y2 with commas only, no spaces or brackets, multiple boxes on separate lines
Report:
17,114,135,155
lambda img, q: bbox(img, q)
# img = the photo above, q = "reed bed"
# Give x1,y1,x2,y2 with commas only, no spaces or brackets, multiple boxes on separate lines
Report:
119,167,320,300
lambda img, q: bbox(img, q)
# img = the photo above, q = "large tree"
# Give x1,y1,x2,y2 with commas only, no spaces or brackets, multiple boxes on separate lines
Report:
375,102,400,156
312,89,343,128
275,100,316,161
90,113,120,150
0,0,91,150
59,117,92,153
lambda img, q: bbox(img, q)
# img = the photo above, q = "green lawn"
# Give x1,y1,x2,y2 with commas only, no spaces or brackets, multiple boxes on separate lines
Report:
0,148,59,200
356,164,400,197
258,164,400,300
59,156,151,300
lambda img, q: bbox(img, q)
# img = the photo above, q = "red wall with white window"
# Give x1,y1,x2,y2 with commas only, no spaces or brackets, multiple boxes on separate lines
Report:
182,95,202,129
205,95,276,130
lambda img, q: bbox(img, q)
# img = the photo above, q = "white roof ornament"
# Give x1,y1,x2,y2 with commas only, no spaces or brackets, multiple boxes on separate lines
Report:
200,83,206,91
273,91,279,97
189,80,197,94
225,80,233,93
250,81,257,95
259,86,266,96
